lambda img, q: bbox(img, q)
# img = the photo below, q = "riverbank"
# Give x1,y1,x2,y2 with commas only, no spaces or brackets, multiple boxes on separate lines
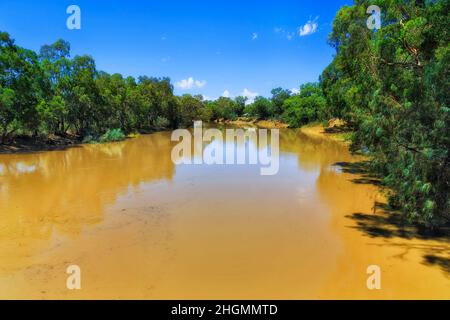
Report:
218,117,289,129
0,119,350,154
221,117,352,144
0,134,82,154
300,120,353,145
0,131,145,154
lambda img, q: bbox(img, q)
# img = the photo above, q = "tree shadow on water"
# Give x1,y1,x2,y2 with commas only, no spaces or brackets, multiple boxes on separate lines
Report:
423,255,450,275
347,203,450,277
334,161,382,186
332,160,450,276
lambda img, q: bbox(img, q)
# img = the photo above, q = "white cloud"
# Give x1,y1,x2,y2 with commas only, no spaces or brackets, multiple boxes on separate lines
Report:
298,17,318,37
175,77,207,90
275,27,296,40
291,88,300,95
251,32,258,40
274,27,283,33
241,88,259,104
195,80,207,88
222,90,231,98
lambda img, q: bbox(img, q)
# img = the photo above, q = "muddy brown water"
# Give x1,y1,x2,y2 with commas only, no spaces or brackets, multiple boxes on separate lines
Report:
0,128,448,299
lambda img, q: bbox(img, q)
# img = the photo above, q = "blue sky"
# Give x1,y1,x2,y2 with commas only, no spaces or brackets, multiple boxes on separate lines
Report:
0,0,350,100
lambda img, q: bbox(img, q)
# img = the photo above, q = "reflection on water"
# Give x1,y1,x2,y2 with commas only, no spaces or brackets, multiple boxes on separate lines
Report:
0,129,448,299
0,133,174,273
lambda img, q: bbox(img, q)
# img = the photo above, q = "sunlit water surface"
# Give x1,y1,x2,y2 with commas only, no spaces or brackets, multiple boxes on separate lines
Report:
0,128,448,299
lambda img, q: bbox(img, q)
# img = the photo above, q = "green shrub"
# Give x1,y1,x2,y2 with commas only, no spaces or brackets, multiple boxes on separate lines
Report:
99,128,126,143
154,116,170,129
281,83,326,127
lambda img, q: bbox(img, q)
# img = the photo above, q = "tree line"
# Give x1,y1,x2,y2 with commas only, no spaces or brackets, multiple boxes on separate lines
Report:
0,31,324,143
0,34,178,143
0,0,448,227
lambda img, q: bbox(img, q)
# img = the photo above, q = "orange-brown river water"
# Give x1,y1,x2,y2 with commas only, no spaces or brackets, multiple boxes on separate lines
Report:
0,128,448,299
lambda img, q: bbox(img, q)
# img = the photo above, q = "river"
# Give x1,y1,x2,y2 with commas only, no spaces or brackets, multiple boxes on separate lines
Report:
0,127,448,299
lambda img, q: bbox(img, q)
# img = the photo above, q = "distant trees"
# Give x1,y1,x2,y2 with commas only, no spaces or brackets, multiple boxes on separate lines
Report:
234,96,247,116
178,94,207,126
1,31,329,142
281,83,326,127
271,87,291,115
206,96,246,121
246,96,273,119
237,84,326,126
0,32,181,141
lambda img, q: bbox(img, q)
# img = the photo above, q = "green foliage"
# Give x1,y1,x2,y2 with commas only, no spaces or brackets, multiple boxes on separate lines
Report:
207,97,241,121
99,128,126,143
36,95,67,134
282,83,326,127
321,0,450,227
0,32,45,138
233,96,247,117
0,85,16,141
178,94,207,126
271,87,291,116
153,116,170,129
0,32,185,139
246,97,273,119
82,128,126,144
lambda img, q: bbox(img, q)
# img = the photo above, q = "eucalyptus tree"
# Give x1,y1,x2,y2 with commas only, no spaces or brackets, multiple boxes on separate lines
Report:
322,0,450,226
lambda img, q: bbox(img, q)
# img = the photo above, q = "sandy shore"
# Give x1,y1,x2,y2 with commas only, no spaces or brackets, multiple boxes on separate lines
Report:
221,118,352,144
219,118,289,129
299,123,352,144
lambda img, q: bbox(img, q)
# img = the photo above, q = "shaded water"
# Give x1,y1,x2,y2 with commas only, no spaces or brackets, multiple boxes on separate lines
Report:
0,128,448,299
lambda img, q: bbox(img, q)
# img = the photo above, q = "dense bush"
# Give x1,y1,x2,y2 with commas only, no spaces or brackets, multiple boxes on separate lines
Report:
245,97,274,119
0,33,180,141
282,83,326,127
321,0,449,227
206,97,245,121
99,128,126,143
